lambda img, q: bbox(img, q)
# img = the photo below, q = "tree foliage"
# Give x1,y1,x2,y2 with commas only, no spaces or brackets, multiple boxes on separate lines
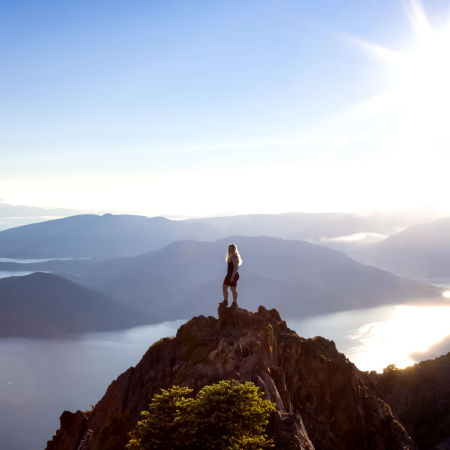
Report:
379,363,400,394
127,380,276,450
127,386,196,450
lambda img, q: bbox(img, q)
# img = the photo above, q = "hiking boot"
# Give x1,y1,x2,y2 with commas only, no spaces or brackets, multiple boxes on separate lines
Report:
230,301,238,309
219,299,228,307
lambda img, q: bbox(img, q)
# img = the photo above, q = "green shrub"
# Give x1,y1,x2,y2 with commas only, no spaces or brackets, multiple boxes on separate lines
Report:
194,380,275,450
127,380,276,450
127,385,196,450
180,320,209,366
96,413,135,450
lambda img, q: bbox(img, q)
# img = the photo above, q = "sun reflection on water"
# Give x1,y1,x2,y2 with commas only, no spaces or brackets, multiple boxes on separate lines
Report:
346,306,450,372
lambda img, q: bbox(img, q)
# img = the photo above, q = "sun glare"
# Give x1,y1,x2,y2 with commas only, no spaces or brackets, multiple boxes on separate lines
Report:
397,31,450,108
349,0,450,135
443,291,450,298
347,306,450,372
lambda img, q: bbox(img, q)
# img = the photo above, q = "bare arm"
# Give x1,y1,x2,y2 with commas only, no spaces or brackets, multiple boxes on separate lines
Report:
230,255,238,281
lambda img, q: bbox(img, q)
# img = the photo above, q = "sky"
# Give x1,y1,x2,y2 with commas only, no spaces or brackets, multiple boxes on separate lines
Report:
1,0,450,216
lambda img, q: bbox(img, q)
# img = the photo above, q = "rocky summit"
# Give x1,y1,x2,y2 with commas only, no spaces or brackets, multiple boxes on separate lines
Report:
46,304,417,450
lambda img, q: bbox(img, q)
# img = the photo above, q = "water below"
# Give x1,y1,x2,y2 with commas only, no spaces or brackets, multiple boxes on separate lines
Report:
0,257,89,263
0,322,184,450
0,257,89,280
422,278,450,289
1,305,450,450
288,304,450,372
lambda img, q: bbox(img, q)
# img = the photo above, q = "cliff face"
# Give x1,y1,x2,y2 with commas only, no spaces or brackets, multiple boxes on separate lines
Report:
371,354,450,450
46,305,416,450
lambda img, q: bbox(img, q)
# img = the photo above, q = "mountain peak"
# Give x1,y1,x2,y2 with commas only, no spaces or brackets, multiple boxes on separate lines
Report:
46,304,416,450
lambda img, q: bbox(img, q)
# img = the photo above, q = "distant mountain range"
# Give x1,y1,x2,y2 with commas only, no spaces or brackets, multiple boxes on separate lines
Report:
0,202,79,232
1,209,448,334
0,206,446,259
0,202,76,218
355,217,450,280
14,235,442,322
0,272,155,338
186,206,447,250
0,214,221,258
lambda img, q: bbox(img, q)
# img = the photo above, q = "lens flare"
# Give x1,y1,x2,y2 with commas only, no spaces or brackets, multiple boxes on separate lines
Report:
346,0,450,138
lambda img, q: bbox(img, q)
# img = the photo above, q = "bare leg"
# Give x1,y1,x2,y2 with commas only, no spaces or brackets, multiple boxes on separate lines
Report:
230,286,238,304
222,285,229,301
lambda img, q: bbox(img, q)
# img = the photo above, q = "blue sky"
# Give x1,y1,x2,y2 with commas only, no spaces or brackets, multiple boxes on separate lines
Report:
1,0,449,215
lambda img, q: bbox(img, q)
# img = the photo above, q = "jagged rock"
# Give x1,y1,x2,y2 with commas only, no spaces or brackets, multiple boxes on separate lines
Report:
46,305,417,450
372,353,450,449
46,411,87,450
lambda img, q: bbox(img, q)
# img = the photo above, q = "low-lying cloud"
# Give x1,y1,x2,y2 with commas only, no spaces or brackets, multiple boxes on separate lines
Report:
319,232,388,244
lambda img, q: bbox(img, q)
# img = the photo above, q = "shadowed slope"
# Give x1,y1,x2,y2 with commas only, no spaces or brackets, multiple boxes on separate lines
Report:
58,236,443,320
0,272,156,337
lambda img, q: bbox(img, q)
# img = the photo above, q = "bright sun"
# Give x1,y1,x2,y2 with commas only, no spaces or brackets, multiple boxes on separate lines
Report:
398,32,450,108
350,0,450,134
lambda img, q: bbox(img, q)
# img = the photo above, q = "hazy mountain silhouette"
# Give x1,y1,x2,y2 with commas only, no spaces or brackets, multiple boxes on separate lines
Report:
0,258,100,275
1,207,444,259
57,236,443,321
185,212,349,239
299,205,445,239
0,214,221,258
0,201,75,217
186,206,447,253
358,217,450,279
177,273,344,319
0,272,156,338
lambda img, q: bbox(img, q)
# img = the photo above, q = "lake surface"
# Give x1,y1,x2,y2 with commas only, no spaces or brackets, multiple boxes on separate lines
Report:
0,321,185,450
422,278,450,289
1,305,450,450
0,257,88,263
0,257,89,280
288,304,450,372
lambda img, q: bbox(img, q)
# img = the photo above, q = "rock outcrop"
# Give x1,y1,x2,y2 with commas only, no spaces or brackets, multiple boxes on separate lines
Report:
46,305,417,450
371,354,450,449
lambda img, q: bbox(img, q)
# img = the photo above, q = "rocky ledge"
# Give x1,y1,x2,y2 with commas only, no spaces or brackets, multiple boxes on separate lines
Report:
46,304,417,450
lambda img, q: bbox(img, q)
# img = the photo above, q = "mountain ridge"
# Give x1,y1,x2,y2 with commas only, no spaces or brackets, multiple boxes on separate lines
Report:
0,214,222,258
371,351,450,449
46,304,417,450
54,235,444,321
0,272,157,337
357,217,450,278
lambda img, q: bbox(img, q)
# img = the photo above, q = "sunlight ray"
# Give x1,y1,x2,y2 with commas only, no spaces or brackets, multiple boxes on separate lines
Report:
402,0,433,42
342,34,403,64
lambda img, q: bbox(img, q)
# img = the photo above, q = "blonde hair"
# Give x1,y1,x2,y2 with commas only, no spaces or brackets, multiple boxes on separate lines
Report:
226,244,243,266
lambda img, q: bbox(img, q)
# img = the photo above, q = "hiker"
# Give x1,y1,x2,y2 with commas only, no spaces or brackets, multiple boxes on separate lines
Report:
221,243,243,308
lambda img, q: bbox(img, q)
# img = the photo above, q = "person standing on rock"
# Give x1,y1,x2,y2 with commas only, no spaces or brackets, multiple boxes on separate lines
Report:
221,243,243,308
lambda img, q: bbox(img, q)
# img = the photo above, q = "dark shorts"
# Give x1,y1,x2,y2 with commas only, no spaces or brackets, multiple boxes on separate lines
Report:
223,272,240,287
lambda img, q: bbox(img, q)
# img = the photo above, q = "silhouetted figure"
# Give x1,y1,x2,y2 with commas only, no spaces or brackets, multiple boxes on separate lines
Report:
221,243,243,308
